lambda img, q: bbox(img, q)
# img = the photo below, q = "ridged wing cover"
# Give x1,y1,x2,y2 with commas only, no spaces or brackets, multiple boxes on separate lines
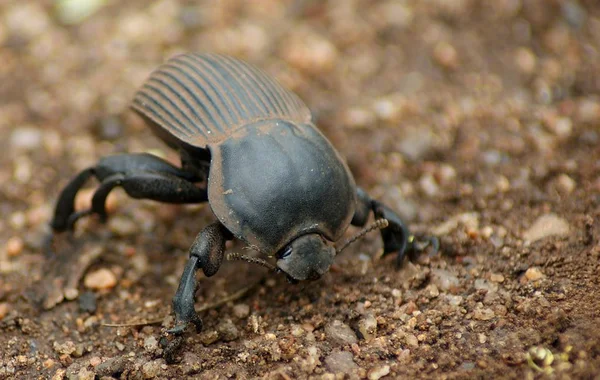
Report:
131,53,312,148
208,121,357,254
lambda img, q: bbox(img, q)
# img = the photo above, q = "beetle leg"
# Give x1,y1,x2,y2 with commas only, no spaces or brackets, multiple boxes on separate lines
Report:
51,168,96,232
352,187,436,267
51,153,208,233
164,222,232,363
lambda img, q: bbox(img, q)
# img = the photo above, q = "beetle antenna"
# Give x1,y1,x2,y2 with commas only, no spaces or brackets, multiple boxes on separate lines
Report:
336,219,389,255
227,252,277,271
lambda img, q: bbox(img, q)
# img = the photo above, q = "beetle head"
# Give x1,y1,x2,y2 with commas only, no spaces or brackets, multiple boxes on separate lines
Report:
276,234,335,282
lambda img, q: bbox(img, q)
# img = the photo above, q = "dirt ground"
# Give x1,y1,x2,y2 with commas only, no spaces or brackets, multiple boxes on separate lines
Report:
1,0,600,379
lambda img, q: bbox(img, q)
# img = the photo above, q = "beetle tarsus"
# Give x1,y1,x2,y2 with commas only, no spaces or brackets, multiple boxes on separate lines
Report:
352,187,437,267
167,222,230,361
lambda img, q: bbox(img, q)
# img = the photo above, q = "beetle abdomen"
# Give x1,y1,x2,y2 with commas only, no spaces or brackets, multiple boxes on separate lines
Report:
132,53,312,148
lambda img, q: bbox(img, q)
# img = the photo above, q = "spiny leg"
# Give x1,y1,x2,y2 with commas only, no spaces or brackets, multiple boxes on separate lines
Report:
162,222,232,363
352,187,438,266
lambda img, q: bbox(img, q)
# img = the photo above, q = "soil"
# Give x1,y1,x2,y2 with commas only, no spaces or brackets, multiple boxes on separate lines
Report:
1,1,600,379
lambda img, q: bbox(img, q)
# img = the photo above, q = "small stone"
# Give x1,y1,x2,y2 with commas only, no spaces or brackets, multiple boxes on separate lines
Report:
43,359,55,369
368,365,390,380
76,368,95,380
358,314,377,341
108,216,139,237
523,267,544,283
84,268,117,290
473,308,495,321
78,292,97,313
65,288,80,301
10,127,43,151
405,333,419,347
419,173,439,197
141,359,162,379
433,41,459,69
144,336,158,352
425,284,439,298
432,212,479,235
324,350,358,374
0,303,9,320
431,269,460,291
490,273,505,283
200,330,219,345
89,357,102,367
523,214,570,243
232,304,250,319
325,320,358,345
515,47,537,74
474,279,498,292
555,174,575,195
5,237,24,257
217,319,239,342
53,340,76,356
95,356,127,377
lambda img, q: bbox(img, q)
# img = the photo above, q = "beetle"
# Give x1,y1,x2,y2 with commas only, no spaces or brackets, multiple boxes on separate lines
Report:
49,53,436,361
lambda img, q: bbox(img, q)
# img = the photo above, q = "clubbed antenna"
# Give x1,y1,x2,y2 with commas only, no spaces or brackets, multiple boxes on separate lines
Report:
227,252,277,271
336,219,389,255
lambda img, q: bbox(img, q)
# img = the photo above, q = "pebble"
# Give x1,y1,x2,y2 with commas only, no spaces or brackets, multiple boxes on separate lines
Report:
200,330,219,345
433,41,459,69
523,214,570,243
425,284,440,298
217,319,240,342
358,314,377,341
474,279,498,292
89,357,102,367
141,359,162,379
419,173,439,197
75,368,95,380
0,303,9,320
431,269,460,291
404,333,419,348
514,47,537,74
5,237,24,257
233,304,250,319
555,174,576,195
78,292,97,313
523,267,544,283
432,212,479,235
143,336,158,353
368,365,390,380
490,273,505,283
53,340,76,356
84,268,117,290
473,308,496,321
108,216,140,237
325,320,358,345
10,127,43,151
324,350,358,374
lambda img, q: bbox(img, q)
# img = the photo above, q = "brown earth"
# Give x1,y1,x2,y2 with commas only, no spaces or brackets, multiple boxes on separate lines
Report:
1,1,600,379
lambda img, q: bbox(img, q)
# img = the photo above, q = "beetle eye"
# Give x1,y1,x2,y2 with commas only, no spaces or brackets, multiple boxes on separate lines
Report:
280,246,292,259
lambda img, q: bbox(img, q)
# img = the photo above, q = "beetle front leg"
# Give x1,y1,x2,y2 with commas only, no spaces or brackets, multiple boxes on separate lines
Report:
352,187,437,266
163,222,232,363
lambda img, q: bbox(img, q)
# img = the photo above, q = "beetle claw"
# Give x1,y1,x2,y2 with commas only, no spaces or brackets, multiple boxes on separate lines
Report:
407,234,440,261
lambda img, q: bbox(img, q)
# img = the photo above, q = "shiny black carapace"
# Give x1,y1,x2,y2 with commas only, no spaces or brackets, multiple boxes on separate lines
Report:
50,53,428,361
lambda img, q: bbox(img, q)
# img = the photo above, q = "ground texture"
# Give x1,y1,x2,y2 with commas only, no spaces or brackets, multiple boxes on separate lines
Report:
1,1,600,379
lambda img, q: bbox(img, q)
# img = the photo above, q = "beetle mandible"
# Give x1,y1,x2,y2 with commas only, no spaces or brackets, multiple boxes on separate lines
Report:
49,53,435,360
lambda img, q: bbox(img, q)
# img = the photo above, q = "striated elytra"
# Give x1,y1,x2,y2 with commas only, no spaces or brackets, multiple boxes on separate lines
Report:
49,53,434,362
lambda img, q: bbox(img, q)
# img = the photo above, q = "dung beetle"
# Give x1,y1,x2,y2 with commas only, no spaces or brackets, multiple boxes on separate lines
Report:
49,53,436,361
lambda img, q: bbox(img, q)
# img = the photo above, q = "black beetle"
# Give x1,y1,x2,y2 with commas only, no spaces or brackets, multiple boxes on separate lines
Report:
49,53,435,360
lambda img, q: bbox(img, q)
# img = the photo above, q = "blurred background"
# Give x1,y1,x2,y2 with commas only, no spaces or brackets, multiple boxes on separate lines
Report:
1,0,599,378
